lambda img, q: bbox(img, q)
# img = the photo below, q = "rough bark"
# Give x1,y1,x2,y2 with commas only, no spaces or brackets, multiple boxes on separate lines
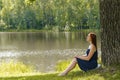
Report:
99,0,120,66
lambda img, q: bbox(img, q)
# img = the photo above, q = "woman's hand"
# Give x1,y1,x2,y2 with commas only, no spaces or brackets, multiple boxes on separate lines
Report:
74,56,81,58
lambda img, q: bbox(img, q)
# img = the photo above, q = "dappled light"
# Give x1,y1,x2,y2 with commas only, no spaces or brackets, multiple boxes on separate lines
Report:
0,32,101,73
0,0,119,80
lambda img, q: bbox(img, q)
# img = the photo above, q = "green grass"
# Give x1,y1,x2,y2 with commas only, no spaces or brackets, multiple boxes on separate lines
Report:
0,61,34,76
0,60,120,80
56,60,80,72
0,29,100,32
0,29,50,32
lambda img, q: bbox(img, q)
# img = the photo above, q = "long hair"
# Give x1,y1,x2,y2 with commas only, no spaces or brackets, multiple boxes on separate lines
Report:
90,32,98,60
89,32,97,50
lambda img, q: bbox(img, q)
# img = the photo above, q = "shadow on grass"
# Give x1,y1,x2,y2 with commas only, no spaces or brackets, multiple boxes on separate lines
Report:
0,67,120,80
65,67,120,80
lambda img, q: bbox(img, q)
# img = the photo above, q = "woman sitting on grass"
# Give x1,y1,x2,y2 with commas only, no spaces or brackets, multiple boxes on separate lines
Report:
58,32,98,76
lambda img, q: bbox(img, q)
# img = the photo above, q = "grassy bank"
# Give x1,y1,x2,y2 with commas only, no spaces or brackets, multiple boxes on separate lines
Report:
1,70,120,80
0,29,100,32
0,60,120,80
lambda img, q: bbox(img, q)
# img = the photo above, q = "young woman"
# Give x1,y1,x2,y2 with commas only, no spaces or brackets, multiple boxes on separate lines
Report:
58,32,98,76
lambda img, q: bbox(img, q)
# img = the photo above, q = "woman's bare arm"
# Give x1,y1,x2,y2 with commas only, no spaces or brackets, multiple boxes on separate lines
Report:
75,45,96,61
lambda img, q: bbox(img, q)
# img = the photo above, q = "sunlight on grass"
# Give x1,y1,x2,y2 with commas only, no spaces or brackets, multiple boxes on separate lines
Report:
56,60,80,72
0,60,34,76
0,59,120,80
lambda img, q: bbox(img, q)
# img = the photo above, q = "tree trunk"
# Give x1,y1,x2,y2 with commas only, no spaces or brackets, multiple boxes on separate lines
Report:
99,0,120,66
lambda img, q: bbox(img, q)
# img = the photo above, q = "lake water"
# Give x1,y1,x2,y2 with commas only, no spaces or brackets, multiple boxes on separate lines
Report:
0,31,101,73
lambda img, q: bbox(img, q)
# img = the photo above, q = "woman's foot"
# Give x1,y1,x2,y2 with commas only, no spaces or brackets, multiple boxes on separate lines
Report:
58,72,67,76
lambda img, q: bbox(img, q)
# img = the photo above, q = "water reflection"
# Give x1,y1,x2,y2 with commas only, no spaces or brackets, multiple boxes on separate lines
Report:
0,32,101,72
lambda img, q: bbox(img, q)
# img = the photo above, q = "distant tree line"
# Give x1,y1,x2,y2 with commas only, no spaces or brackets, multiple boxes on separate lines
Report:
0,0,100,31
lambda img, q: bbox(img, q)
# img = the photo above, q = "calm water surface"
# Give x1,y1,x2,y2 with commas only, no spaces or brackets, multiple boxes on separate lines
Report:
0,32,101,72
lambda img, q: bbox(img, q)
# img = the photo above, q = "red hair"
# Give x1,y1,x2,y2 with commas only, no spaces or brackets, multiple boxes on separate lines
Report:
89,32,97,49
